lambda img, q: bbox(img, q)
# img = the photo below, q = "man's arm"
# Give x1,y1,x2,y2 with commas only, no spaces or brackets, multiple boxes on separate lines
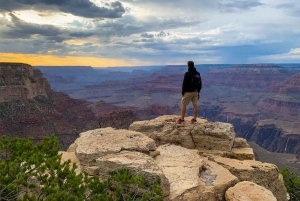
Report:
197,73,202,93
182,73,188,96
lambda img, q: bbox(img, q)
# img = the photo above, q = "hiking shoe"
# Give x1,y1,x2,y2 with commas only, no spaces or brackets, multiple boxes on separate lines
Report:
191,118,197,123
176,119,185,124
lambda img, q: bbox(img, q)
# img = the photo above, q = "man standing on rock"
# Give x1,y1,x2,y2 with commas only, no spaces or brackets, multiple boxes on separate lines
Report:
176,61,202,124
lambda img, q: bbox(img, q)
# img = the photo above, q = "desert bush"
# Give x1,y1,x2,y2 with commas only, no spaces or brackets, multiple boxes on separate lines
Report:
280,168,300,201
0,136,163,201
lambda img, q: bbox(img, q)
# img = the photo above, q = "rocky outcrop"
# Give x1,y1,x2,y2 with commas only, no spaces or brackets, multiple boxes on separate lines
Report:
0,63,51,102
225,181,277,201
129,116,236,152
212,157,287,201
64,115,287,201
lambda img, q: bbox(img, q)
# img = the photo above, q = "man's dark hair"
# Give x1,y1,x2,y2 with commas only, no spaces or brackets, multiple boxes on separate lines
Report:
187,61,194,68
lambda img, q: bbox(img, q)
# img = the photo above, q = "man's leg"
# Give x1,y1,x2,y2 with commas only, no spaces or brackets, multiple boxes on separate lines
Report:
191,92,199,120
181,104,187,120
193,103,198,119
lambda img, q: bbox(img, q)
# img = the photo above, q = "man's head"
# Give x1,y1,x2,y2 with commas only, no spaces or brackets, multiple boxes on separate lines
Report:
187,61,194,68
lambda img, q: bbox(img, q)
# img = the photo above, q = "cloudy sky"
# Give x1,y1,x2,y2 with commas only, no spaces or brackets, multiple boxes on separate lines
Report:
0,0,299,66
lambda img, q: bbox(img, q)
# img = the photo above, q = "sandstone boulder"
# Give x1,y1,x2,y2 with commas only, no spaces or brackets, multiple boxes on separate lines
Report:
67,143,77,152
191,121,235,151
213,157,287,201
233,138,250,148
59,151,81,174
129,115,235,152
97,151,170,197
154,144,238,201
74,127,156,167
225,181,276,201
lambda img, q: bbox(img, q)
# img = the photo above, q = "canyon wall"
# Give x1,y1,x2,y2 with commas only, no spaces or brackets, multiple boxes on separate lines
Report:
0,63,138,150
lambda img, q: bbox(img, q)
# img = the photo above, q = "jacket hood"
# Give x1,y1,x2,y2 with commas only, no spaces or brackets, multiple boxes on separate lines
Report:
188,67,197,73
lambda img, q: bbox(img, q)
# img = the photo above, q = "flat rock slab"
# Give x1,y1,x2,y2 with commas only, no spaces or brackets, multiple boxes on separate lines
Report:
97,151,170,197
213,157,287,201
225,181,276,201
154,144,204,200
154,144,238,201
74,127,156,166
129,115,235,152
228,148,254,160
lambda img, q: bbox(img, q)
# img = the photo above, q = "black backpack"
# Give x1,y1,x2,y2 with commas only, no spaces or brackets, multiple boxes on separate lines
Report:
190,72,201,90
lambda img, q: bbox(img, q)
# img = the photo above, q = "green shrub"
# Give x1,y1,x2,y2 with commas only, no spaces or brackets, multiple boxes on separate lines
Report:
280,168,300,201
0,136,163,201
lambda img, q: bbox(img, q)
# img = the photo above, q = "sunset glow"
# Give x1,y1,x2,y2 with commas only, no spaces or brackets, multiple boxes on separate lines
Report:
0,53,140,67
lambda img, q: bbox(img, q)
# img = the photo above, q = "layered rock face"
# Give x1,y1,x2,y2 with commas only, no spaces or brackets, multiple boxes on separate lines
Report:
0,63,95,149
63,115,287,201
196,70,300,157
203,64,290,88
0,63,50,102
89,100,140,129
0,63,140,150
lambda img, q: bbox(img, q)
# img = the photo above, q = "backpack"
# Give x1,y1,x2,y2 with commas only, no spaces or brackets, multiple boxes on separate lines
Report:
190,72,201,90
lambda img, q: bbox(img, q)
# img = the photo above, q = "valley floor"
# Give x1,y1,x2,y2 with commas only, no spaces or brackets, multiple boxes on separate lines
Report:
249,142,300,175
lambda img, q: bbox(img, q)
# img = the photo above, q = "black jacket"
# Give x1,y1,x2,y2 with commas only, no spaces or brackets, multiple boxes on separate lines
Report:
182,67,202,95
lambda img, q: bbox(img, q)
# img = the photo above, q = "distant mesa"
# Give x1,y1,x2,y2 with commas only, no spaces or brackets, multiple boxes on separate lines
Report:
232,63,284,68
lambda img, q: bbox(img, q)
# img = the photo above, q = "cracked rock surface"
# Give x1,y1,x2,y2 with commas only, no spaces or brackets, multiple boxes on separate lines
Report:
154,144,238,201
212,157,287,201
74,127,156,166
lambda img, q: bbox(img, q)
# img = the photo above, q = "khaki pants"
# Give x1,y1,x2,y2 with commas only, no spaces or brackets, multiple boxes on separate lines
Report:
182,92,198,106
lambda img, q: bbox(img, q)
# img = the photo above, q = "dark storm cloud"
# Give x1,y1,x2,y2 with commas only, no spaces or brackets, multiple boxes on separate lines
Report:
140,31,170,39
95,15,202,37
141,33,154,38
1,13,63,39
0,0,125,18
0,13,94,42
156,31,170,37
